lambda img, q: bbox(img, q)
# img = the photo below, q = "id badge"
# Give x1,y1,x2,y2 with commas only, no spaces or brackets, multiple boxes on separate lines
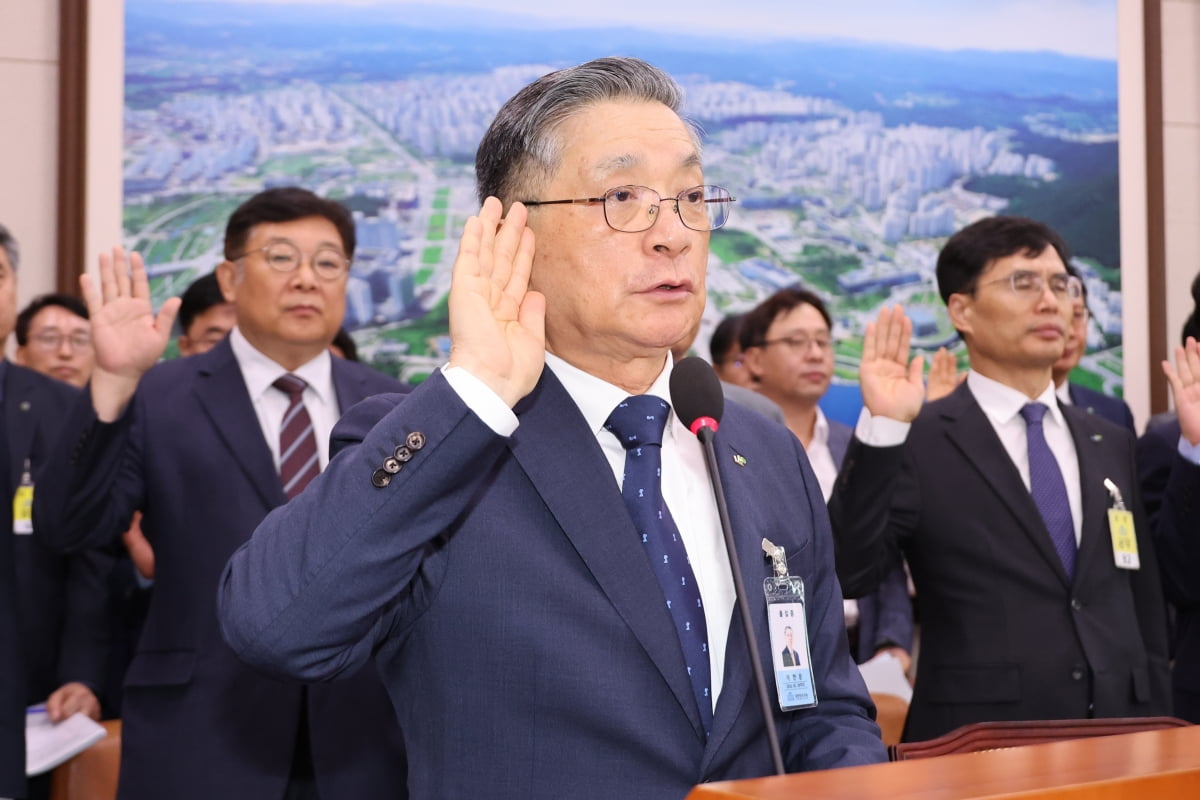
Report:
12,479,32,536
763,539,817,711
1104,478,1139,570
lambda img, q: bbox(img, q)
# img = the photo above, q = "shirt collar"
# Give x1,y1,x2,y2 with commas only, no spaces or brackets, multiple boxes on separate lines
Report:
228,326,334,405
544,351,681,441
967,369,1064,429
1055,381,1073,406
811,406,830,447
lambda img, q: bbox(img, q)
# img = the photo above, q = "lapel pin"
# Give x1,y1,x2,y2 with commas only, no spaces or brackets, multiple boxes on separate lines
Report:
733,453,747,467
19,401,30,412
1091,433,1103,442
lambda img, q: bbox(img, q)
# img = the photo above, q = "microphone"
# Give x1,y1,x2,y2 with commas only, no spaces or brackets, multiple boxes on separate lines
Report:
670,357,785,776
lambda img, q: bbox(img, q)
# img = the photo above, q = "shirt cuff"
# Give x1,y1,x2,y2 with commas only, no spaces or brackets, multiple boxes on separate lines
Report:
853,407,911,447
441,365,519,437
1179,435,1200,465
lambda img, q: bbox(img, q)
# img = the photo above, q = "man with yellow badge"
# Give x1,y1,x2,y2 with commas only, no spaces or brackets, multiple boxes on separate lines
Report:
0,224,111,800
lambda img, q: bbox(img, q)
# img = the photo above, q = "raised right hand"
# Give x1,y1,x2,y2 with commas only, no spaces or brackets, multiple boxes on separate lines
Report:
859,306,925,423
447,198,545,408
81,246,181,420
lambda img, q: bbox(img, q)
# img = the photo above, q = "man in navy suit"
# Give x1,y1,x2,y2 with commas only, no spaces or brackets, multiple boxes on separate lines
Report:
830,216,1170,741
218,57,885,799
1052,274,1135,432
739,288,913,670
0,225,113,800
33,189,407,800
1139,295,1200,722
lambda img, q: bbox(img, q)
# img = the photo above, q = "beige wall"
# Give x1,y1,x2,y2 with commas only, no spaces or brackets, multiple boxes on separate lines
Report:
0,0,1195,420
0,1,60,304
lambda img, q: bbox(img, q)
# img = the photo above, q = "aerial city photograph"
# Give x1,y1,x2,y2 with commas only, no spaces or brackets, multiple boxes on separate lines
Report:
122,0,1124,412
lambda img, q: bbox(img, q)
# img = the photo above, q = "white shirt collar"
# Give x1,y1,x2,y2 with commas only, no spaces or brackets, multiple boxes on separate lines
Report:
811,406,830,448
543,351,681,440
967,369,1064,429
1055,381,1073,406
228,326,334,404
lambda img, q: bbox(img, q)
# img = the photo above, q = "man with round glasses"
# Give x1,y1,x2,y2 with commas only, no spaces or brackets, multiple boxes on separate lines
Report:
33,187,408,800
830,214,1170,741
221,57,884,799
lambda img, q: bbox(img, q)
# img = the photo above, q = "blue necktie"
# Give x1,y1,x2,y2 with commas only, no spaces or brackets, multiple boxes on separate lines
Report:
605,395,712,735
1020,402,1076,580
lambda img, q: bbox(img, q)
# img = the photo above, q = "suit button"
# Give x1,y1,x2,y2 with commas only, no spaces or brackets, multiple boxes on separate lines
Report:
406,431,426,451
1070,598,1082,611
393,445,413,463
382,457,403,475
1071,666,1085,681
371,468,392,488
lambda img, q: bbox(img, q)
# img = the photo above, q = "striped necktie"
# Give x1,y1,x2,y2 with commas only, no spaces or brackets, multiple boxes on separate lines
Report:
273,373,320,500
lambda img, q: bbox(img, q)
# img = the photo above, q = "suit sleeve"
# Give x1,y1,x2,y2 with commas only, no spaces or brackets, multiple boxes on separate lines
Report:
859,558,914,659
55,544,115,695
32,389,146,554
218,372,511,682
778,435,888,770
827,437,914,598
1138,426,1200,609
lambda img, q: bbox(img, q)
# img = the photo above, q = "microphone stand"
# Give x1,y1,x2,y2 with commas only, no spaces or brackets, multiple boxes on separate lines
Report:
696,426,786,776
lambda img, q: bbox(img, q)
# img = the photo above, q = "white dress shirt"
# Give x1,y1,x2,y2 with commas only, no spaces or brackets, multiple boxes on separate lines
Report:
855,370,1083,545
444,353,734,711
228,327,339,471
805,407,839,503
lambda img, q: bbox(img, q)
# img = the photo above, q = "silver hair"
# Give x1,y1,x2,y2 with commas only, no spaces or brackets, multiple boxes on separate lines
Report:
475,57,701,206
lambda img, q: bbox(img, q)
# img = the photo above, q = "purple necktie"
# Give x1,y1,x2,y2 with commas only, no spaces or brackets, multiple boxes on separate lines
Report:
1020,402,1076,579
273,373,320,500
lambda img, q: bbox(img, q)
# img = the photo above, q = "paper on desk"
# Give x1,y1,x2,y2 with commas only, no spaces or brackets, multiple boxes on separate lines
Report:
25,707,108,776
856,651,913,702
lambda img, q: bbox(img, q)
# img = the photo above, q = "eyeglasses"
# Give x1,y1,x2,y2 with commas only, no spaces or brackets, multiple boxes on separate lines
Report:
236,241,350,280
522,184,735,233
759,335,834,354
29,331,92,351
974,270,1082,301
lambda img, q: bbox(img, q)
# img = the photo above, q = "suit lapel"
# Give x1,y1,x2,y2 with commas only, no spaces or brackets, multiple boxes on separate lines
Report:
192,341,285,508
330,358,371,413
700,425,775,769
940,384,1071,585
2,366,36,489
507,371,707,740
1064,406,1116,579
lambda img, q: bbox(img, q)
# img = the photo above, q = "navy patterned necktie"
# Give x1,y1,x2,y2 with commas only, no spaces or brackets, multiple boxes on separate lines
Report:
1020,402,1076,579
605,395,712,736
273,373,320,500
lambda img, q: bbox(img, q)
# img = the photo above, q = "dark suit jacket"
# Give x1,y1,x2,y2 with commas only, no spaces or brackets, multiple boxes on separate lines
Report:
1137,416,1200,722
219,368,886,799
1069,383,1135,433
827,419,913,664
33,339,408,800
830,382,1171,741
6,364,112,711
0,416,22,800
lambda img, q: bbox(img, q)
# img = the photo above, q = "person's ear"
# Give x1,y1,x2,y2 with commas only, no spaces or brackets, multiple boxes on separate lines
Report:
741,345,766,382
215,261,238,304
947,293,973,338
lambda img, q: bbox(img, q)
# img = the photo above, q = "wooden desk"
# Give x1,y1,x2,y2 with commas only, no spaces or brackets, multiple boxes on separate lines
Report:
687,724,1200,799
